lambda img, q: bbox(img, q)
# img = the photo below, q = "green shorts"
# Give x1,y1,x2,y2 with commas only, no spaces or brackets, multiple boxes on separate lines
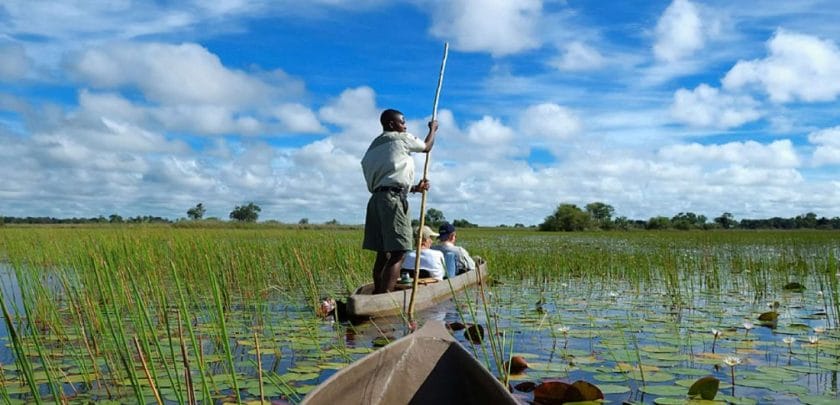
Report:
363,190,413,252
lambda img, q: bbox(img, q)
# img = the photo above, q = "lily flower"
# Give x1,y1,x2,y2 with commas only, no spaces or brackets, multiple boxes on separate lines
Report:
743,321,754,337
723,356,741,396
711,329,722,353
723,356,742,367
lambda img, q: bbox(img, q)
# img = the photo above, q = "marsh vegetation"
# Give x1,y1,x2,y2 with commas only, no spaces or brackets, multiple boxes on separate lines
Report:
0,227,838,404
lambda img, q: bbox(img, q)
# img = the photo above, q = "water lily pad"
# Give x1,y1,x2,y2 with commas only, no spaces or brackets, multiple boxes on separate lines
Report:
597,383,631,395
641,384,688,396
687,376,719,400
653,398,724,404
801,394,840,405
714,394,758,405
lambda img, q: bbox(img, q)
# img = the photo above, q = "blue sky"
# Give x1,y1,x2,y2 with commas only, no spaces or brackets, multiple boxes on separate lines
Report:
1,0,839,225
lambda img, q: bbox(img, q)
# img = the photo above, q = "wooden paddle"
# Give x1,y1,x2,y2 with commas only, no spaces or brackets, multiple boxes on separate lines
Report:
408,42,449,323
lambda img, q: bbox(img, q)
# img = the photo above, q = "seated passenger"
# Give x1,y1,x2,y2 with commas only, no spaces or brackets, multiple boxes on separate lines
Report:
432,222,475,275
401,225,446,280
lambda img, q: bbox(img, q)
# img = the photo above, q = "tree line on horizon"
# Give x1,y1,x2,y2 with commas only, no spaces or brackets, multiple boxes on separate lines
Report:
538,202,840,231
2,201,839,230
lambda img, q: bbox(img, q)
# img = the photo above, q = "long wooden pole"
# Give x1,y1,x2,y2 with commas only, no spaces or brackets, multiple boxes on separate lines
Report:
408,42,449,323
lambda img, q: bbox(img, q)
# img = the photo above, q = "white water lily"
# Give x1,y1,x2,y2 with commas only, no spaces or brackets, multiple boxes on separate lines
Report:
723,356,742,367
783,337,795,345
743,321,754,330
557,326,570,334
813,327,825,334
817,290,823,296
712,329,722,337
809,335,820,344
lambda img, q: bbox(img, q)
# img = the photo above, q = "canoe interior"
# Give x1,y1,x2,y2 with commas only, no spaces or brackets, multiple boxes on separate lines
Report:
300,321,518,405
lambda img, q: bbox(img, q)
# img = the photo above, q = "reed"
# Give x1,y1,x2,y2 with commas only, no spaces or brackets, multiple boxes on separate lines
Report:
1,227,838,403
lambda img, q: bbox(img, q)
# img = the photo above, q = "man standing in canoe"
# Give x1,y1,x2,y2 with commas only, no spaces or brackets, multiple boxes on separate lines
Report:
362,109,438,293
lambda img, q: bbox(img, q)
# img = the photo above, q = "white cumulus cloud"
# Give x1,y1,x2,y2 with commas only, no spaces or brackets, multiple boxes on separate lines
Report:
271,103,325,133
653,0,705,63
659,139,800,168
670,84,762,129
549,41,605,71
518,103,582,140
723,30,840,103
428,0,543,56
808,126,840,166
68,42,290,106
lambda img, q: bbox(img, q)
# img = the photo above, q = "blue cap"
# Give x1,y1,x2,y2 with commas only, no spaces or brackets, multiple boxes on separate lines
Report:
438,222,455,239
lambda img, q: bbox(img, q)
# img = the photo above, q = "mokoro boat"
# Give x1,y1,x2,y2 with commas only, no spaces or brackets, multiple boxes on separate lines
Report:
346,259,488,318
300,320,519,405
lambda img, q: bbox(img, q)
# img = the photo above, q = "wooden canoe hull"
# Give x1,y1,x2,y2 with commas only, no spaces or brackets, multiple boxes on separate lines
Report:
300,320,518,405
347,261,488,318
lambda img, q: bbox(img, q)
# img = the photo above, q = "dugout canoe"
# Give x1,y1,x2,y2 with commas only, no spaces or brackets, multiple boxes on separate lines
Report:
346,259,488,318
300,320,519,405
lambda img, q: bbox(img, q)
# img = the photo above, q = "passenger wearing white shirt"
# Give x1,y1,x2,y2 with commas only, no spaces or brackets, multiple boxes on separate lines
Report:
402,225,446,280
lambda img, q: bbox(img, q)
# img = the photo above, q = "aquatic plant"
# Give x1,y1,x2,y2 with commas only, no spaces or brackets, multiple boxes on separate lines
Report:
722,355,741,396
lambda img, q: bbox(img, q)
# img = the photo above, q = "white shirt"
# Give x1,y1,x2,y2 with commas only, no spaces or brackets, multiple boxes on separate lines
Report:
361,131,426,192
402,249,446,280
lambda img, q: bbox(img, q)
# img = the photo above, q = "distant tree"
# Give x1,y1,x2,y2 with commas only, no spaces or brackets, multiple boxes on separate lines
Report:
794,212,818,229
109,214,123,224
613,216,632,230
671,212,698,230
816,216,832,229
452,218,477,228
425,208,446,227
187,203,206,220
325,219,339,225
298,218,309,225
585,202,615,229
646,216,671,230
714,212,735,229
229,202,261,222
514,223,525,228
539,203,590,231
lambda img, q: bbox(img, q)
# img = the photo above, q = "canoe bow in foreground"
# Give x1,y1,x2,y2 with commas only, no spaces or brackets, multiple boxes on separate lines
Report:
347,260,488,318
300,320,519,405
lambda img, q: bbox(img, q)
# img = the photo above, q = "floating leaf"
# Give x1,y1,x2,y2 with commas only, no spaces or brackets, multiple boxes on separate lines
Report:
641,385,689,396
505,356,529,374
800,394,840,405
757,311,778,322
571,380,603,400
447,321,466,331
596,383,631,395
372,337,389,347
465,324,485,344
783,282,806,292
688,376,719,400
514,381,537,392
533,380,583,405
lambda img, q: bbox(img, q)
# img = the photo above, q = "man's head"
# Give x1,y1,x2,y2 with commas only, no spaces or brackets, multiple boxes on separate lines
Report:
417,225,439,247
438,222,456,242
380,109,407,132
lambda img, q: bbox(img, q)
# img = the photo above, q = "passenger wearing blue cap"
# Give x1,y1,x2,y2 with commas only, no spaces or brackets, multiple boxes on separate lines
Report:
432,222,475,275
